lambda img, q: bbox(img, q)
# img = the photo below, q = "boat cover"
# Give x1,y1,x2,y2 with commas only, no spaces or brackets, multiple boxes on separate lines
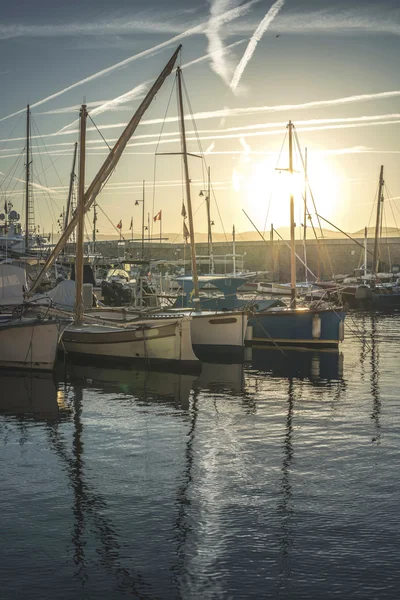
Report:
0,263,26,305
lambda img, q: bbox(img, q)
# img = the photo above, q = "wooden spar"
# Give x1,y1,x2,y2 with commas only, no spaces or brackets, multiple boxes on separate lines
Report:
28,44,182,295
176,66,200,305
25,105,30,248
288,121,296,308
372,165,384,275
303,147,308,285
74,105,87,325
206,167,214,274
64,142,78,231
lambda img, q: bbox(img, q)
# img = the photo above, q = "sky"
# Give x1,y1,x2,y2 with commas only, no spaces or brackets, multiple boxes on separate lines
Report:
1,0,400,241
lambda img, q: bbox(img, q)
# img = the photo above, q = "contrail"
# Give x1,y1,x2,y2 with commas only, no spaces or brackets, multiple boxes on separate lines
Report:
55,39,246,136
56,83,148,135
0,1,255,124
207,1,252,85
231,0,285,91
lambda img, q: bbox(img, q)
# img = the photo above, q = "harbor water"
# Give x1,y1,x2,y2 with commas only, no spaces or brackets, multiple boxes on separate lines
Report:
1,312,399,599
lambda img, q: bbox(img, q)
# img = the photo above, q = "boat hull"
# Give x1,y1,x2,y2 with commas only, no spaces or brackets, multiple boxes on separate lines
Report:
249,308,345,348
0,319,59,370
61,318,199,369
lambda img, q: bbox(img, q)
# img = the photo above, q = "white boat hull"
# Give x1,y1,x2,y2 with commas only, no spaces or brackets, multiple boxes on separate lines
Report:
61,317,199,367
0,319,59,371
190,311,248,349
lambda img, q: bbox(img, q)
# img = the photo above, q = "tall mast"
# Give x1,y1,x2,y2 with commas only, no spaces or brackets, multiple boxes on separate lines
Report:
206,167,214,274
232,224,236,276
65,142,78,231
364,226,368,277
25,104,30,248
141,180,145,258
303,147,308,285
74,105,87,325
372,165,384,275
288,121,296,308
28,45,181,296
177,67,200,305
92,201,97,254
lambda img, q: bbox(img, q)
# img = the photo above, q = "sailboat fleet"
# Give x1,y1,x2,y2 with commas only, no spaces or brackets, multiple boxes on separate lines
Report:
4,43,398,374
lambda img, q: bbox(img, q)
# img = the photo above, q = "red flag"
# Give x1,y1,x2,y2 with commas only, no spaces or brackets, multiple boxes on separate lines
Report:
154,210,162,222
116,220,122,229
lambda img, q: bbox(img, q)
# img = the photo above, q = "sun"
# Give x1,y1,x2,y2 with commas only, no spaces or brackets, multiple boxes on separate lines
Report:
238,152,341,232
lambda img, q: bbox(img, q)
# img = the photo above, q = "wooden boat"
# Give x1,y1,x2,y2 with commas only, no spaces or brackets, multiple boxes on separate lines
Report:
61,317,199,368
0,263,59,370
0,317,59,370
245,121,345,349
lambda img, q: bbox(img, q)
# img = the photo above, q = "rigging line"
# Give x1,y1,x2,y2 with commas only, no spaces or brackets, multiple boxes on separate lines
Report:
0,112,24,156
181,73,206,188
367,177,380,230
263,131,288,235
87,114,112,151
293,130,334,279
385,184,400,238
96,203,126,241
0,148,25,194
30,115,69,196
152,75,177,232
0,152,25,198
180,71,227,240
31,160,60,224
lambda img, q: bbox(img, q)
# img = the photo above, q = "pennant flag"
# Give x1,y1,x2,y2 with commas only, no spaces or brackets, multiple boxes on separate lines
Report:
183,221,190,240
154,210,162,222
181,202,187,219
116,220,122,229
129,217,133,230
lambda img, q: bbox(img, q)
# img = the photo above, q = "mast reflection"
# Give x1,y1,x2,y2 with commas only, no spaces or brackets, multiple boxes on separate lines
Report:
277,378,295,587
370,315,381,444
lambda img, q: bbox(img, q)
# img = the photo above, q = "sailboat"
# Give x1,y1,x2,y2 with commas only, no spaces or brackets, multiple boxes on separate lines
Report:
0,262,59,370
59,100,199,370
247,121,346,349
339,166,400,309
163,66,248,356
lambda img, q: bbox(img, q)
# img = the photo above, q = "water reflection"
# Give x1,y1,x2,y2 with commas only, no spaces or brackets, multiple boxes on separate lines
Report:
0,370,71,422
370,316,381,444
278,379,295,588
60,361,196,410
248,347,344,383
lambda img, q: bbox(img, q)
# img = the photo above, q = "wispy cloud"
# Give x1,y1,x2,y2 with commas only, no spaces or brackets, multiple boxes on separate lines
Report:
0,3,253,124
231,0,285,92
54,39,246,136
206,1,253,85
226,6,400,36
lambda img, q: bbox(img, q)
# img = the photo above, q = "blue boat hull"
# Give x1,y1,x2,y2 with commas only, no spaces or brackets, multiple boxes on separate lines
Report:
249,308,345,348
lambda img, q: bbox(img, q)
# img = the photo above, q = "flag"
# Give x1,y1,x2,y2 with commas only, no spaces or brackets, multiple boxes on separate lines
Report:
4,201,8,214
154,210,162,222
116,220,122,229
129,217,133,230
181,202,187,219
183,221,190,240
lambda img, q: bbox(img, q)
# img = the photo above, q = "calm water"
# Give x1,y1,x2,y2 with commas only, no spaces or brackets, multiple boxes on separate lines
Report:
1,313,400,599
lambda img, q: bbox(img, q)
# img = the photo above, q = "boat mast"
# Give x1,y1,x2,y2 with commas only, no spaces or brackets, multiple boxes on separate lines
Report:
232,224,236,276
177,66,200,306
372,165,384,276
92,201,97,254
28,45,181,296
303,147,308,285
25,104,31,249
141,180,145,258
288,121,296,308
206,167,214,274
74,104,88,325
65,142,78,232
364,226,368,277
